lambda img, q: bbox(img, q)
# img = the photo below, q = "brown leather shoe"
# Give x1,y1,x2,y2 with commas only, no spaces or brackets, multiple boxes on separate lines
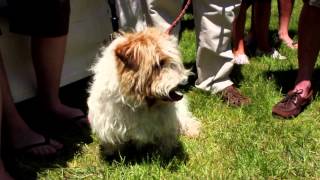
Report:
220,85,251,107
272,89,313,118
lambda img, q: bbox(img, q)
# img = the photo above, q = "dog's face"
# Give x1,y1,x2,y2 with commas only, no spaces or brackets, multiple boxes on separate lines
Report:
114,28,190,105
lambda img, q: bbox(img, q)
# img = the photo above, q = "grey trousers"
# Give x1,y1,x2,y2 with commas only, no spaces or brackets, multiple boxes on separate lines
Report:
116,0,241,93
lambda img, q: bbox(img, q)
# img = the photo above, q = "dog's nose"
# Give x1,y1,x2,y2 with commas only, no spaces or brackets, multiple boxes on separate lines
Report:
180,78,189,85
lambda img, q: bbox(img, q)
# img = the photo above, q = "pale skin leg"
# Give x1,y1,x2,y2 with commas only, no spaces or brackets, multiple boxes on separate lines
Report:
277,0,297,48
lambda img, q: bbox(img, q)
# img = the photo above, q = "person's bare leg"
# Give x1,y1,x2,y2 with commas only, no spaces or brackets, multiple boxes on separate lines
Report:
247,6,256,45
31,36,86,121
0,54,62,156
233,2,251,56
278,0,297,48
293,3,320,97
0,80,13,180
253,0,272,52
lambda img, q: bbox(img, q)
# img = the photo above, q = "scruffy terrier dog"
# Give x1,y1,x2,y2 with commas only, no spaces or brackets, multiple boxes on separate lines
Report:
87,28,200,155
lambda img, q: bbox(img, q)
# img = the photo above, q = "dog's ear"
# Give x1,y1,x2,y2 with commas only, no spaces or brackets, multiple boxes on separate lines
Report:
115,40,139,70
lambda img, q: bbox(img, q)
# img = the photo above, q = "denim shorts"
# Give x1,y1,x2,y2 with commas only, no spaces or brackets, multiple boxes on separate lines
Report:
7,0,70,37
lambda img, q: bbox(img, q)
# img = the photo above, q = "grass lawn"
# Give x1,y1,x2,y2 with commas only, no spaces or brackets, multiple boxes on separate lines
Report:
9,1,320,179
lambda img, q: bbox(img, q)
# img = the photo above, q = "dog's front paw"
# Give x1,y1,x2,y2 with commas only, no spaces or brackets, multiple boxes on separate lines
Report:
101,143,119,156
182,118,201,138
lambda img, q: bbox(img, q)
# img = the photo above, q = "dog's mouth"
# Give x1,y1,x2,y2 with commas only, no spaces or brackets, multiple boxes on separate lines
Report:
166,80,190,101
147,89,183,105
167,88,184,101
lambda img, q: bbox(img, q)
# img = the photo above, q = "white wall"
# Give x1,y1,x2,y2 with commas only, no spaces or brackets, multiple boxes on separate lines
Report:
0,0,113,102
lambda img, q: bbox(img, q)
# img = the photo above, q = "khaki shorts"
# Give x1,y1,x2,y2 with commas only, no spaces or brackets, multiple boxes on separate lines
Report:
7,0,70,37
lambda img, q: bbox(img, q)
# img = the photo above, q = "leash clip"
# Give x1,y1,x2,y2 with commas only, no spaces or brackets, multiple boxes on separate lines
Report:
109,31,121,41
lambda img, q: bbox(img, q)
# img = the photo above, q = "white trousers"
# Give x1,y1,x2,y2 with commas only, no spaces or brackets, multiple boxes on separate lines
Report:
115,0,240,93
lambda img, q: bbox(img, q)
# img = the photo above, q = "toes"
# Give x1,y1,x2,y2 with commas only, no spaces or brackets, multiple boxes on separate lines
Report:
21,138,63,157
28,145,57,156
49,139,64,150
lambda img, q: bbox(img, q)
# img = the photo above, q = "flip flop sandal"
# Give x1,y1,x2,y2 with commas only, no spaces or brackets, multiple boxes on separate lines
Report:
232,54,250,65
290,41,298,49
67,114,90,129
50,110,90,129
283,40,298,49
15,136,62,158
255,48,287,60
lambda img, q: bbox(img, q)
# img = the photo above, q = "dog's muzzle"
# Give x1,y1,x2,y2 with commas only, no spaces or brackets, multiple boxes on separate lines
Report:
167,81,189,101
168,89,183,101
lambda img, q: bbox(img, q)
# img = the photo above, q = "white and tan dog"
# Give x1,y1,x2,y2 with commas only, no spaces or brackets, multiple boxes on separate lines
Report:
87,28,200,155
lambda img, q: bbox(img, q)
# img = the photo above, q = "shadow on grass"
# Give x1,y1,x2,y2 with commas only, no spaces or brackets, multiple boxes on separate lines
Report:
243,29,298,57
230,65,246,87
5,77,93,180
269,29,298,49
263,68,320,95
100,142,189,172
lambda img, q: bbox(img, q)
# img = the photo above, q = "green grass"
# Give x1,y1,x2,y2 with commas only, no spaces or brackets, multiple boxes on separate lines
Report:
13,1,320,179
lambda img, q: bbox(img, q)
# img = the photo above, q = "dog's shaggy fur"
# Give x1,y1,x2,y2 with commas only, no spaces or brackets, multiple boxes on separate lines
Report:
87,28,200,155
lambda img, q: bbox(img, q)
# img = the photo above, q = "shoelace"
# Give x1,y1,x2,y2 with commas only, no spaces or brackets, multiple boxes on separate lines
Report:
280,89,303,105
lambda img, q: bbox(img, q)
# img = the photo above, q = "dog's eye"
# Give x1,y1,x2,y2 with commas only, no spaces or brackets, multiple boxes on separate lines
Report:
159,60,166,67
169,63,178,70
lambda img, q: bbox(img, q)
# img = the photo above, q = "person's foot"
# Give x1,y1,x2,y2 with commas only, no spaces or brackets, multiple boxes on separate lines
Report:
278,33,298,49
272,89,313,119
219,85,251,107
255,48,287,60
6,111,63,157
232,53,250,65
11,124,63,156
45,103,89,128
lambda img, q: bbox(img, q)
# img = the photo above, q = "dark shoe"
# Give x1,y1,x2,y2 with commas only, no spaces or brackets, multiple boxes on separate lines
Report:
220,85,251,107
272,89,313,119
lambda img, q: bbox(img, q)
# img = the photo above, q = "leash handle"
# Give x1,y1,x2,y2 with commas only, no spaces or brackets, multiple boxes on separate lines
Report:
165,0,192,34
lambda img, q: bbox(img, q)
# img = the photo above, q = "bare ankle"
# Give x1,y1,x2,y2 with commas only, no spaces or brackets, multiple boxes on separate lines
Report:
294,83,312,97
278,32,292,41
